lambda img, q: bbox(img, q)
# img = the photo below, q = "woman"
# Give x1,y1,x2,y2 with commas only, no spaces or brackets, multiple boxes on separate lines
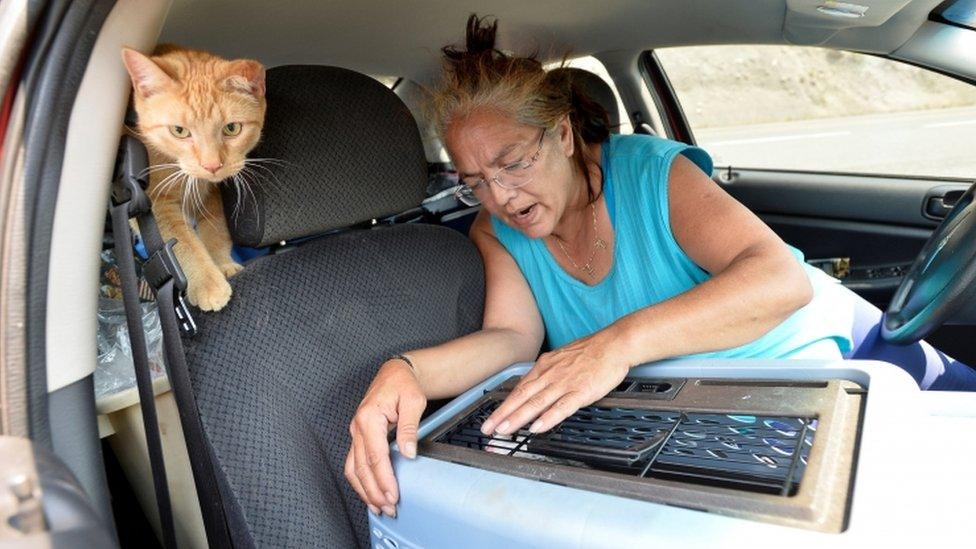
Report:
345,15,975,518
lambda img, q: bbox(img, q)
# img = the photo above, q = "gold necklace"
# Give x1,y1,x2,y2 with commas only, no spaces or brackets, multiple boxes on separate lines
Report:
553,203,607,278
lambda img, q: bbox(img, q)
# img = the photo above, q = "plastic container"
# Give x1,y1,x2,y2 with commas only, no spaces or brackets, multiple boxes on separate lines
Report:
368,358,955,549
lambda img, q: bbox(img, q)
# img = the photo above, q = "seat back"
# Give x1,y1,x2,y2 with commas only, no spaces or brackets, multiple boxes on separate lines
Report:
182,66,485,548
551,67,623,133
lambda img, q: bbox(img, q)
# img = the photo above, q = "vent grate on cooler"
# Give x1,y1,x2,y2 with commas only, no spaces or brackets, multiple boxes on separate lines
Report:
436,400,816,496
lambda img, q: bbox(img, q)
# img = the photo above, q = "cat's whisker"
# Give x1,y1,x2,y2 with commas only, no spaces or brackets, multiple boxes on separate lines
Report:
237,170,258,209
236,170,261,228
147,167,182,185
245,157,292,167
180,175,202,225
241,168,271,209
186,177,214,224
244,161,290,197
155,167,184,187
243,160,290,193
150,169,187,200
230,174,244,224
242,164,286,196
140,162,181,178
224,159,247,172
180,175,194,224
155,171,190,200
243,162,285,188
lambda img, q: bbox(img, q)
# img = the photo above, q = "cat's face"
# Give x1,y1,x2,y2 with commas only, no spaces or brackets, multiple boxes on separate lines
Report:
122,47,266,183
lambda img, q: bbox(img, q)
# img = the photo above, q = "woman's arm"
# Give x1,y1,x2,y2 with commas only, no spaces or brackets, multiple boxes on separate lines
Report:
481,154,813,435
346,210,543,516
405,210,546,399
612,154,813,362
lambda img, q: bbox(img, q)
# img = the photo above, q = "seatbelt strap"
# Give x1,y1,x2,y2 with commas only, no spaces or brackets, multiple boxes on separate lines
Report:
109,139,177,549
111,133,234,548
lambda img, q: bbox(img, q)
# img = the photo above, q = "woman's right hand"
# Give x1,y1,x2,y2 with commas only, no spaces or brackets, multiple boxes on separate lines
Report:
345,358,426,518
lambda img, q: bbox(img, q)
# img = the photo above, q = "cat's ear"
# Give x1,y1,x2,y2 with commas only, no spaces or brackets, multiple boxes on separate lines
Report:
222,59,266,99
121,48,173,98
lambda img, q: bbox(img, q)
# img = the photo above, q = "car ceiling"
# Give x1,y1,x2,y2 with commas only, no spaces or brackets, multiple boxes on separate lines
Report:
159,0,946,82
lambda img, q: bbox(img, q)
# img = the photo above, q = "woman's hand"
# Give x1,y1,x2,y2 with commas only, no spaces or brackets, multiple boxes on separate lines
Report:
480,330,630,436
345,359,426,518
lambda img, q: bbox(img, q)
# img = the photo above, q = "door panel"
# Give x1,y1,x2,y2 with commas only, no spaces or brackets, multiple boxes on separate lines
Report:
717,169,976,364
759,214,931,307
717,169,946,228
715,169,958,307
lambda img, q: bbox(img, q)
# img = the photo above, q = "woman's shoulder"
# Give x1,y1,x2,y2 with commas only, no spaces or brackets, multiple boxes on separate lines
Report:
606,134,713,180
607,133,683,159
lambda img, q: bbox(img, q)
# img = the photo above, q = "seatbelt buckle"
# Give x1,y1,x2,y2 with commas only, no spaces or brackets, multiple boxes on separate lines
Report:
174,294,198,337
143,239,198,336
110,134,151,217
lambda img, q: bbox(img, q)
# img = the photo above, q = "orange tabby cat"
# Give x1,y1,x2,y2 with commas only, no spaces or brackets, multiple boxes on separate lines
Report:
121,45,266,311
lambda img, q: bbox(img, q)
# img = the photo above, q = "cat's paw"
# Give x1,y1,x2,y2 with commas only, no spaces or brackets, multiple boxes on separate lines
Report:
188,273,233,311
219,261,244,278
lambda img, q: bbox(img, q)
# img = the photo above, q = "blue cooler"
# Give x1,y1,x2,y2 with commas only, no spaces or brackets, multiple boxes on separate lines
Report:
368,359,877,549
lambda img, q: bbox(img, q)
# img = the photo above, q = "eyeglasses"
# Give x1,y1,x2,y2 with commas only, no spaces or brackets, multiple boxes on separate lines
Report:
454,128,547,207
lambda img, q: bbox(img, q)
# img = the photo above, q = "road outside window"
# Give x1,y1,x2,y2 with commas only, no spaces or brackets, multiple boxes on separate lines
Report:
656,45,976,179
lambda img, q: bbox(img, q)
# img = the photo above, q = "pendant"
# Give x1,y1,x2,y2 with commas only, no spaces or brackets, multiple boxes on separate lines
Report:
582,263,595,276
594,238,607,250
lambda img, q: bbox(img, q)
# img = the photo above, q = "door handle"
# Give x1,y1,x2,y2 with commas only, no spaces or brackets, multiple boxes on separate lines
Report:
923,185,970,220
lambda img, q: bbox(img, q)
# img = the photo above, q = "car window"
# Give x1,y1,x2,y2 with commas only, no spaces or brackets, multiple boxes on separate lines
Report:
932,0,976,31
549,56,634,134
655,45,976,179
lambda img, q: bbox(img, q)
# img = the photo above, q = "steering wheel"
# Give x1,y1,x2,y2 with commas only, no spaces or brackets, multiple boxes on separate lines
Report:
882,182,976,344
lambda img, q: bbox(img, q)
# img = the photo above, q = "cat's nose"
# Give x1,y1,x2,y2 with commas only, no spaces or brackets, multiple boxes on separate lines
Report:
202,161,223,175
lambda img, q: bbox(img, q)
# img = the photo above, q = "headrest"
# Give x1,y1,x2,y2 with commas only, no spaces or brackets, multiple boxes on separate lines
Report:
551,67,622,134
223,65,427,247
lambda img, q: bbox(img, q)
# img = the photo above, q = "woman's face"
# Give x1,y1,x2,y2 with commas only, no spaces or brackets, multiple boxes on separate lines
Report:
445,109,576,239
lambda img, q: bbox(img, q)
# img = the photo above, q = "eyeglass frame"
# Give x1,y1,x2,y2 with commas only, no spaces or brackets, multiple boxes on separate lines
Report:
454,127,547,206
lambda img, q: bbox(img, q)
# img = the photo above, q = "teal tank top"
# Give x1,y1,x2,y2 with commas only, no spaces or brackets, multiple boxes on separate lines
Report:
490,134,853,358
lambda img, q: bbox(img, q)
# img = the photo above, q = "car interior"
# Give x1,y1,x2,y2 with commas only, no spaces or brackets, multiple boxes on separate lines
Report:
2,0,976,547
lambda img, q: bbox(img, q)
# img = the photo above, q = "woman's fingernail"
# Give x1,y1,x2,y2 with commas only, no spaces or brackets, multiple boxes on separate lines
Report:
495,420,510,434
480,421,494,435
385,491,397,505
529,420,543,433
382,505,397,518
368,504,380,515
403,441,417,458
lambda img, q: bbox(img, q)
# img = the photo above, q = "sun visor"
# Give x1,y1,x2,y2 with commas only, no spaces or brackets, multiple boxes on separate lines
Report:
784,0,912,45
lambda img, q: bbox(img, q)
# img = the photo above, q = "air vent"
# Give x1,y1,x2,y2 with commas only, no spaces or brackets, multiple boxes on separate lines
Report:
437,401,815,496
421,376,863,533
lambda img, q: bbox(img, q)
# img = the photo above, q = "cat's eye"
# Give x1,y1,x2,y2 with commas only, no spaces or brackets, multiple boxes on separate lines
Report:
169,125,191,139
223,122,242,137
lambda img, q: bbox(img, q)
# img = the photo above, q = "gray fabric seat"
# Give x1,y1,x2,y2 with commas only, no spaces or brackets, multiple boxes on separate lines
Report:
182,66,485,548
549,67,623,133
551,67,658,135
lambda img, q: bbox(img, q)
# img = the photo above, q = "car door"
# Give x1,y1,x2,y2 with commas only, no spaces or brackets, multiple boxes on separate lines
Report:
642,44,976,363
1,0,120,546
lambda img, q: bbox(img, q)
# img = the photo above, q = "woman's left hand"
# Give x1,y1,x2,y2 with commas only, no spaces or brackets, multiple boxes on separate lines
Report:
480,331,630,436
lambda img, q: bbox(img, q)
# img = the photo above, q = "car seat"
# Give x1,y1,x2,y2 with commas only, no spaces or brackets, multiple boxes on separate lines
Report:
550,67,622,133
180,65,486,548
